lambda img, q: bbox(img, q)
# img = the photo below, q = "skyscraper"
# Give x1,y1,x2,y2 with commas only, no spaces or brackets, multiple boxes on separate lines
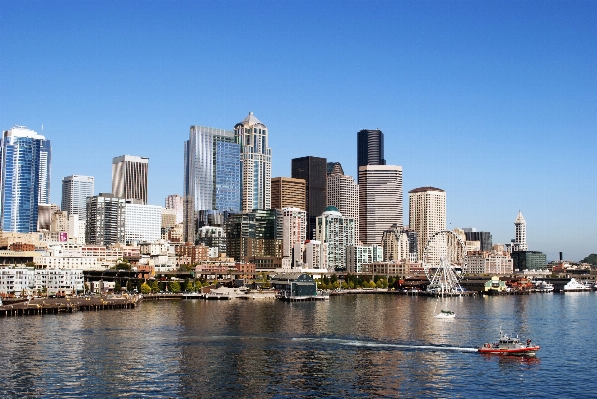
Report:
271,177,306,210
408,187,446,261
358,165,403,245
327,162,359,241
0,126,51,233
282,207,307,258
62,175,94,220
357,129,385,177
513,211,528,251
291,156,327,239
85,193,125,245
234,112,271,213
315,206,356,271
112,155,148,204
183,126,241,243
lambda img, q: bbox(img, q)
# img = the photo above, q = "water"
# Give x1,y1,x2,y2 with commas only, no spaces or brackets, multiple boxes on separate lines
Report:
0,293,594,398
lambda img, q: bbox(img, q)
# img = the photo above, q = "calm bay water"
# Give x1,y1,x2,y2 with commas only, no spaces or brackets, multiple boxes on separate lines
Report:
1,292,595,398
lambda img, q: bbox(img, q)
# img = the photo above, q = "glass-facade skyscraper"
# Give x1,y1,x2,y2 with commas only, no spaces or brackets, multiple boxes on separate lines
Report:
357,129,386,182
0,126,51,233
62,175,94,221
184,126,241,243
234,112,271,213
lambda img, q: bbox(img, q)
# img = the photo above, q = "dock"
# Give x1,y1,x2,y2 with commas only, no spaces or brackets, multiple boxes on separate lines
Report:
0,295,141,317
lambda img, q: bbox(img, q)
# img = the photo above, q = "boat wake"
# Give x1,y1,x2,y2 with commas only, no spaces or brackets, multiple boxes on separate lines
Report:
292,337,478,353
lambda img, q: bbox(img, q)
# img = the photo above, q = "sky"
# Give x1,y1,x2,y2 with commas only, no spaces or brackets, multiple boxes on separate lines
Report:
1,0,596,261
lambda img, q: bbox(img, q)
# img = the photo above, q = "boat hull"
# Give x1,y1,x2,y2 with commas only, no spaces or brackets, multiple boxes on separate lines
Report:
478,346,540,356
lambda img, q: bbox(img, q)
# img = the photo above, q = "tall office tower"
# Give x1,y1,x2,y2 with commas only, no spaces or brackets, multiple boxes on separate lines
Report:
112,155,148,204
38,203,61,231
0,126,51,233
271,177,306,210
408,187,446,261
327,163,360,242
358,165,403,245
165,194,184,224
124,201,162,244
85,193,126,245
184,126,241,243
282,207,307,258
62,175,94,220
513,211,528,251
464,230,493,252
234,112,271,213
315,206,356,271
291,156,327,239
357,129,385,178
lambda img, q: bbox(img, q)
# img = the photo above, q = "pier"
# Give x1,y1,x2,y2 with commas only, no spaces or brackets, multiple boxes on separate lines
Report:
0,295,141,317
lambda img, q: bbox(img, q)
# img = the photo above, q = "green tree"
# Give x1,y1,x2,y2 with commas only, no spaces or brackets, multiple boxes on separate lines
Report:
195,280,203,291
140,282,151,294
114,261,131,270
341,281,348,289
150,280,160,293
369,280,377,289
581,254,597,265
169,281,181,293
185,281,195,292
114,281,121,292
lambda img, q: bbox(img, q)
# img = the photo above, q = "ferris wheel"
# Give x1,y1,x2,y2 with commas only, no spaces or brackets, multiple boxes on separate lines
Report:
423,230,467,295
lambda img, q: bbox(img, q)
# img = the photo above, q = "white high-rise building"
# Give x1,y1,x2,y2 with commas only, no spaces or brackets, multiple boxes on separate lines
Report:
358,165,403,245
62,175,94,220
315,206,356,271
234,112,271,212
112,155,149,204
124,202,162,244
282,208,307,258
513,211,528,251
346,245,383,273
165,194,184,224
408,187,446,262
327,164,359,242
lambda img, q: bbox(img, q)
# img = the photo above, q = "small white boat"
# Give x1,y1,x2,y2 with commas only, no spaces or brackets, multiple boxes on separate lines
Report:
434,309,455,319
534,280,554,293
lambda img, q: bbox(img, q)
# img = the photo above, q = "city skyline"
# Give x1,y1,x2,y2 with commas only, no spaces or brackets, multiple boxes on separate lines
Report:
1,1,596,260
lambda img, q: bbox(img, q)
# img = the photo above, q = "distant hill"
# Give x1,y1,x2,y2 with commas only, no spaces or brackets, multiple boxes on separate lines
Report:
581,254,597,265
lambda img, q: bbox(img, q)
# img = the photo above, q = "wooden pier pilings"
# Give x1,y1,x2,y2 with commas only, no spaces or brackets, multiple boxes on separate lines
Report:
0,295,141,318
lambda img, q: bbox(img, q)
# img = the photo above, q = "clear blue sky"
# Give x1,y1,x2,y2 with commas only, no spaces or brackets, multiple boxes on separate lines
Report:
1,1,596,261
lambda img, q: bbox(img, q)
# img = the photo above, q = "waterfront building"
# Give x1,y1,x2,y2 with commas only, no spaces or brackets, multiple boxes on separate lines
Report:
38,203,60,231
291,156,327,239
315,206,356,271
511,250,547,271
408,187,446,261
0,266,84,297
327,163,359,242
513,211,528,251
62,175,94,221
346,244,383,273
139,240,176,270
359,165,403,245
37,250,100,271
85,194,125,246
359,261,410,277
271,177,306,210
112,155,148,204
124,202,161,244
184,126,241,243
466,251,514,275
234,112,271,213
380,224,418,263
0,126,51,233
357,129,385,175
165,194,184,224
175,242,210,266
282,208,307,258
68,214,86,244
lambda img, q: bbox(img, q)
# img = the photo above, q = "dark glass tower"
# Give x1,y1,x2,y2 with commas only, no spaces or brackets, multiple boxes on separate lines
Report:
357,129,386,174
291,156,327,239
